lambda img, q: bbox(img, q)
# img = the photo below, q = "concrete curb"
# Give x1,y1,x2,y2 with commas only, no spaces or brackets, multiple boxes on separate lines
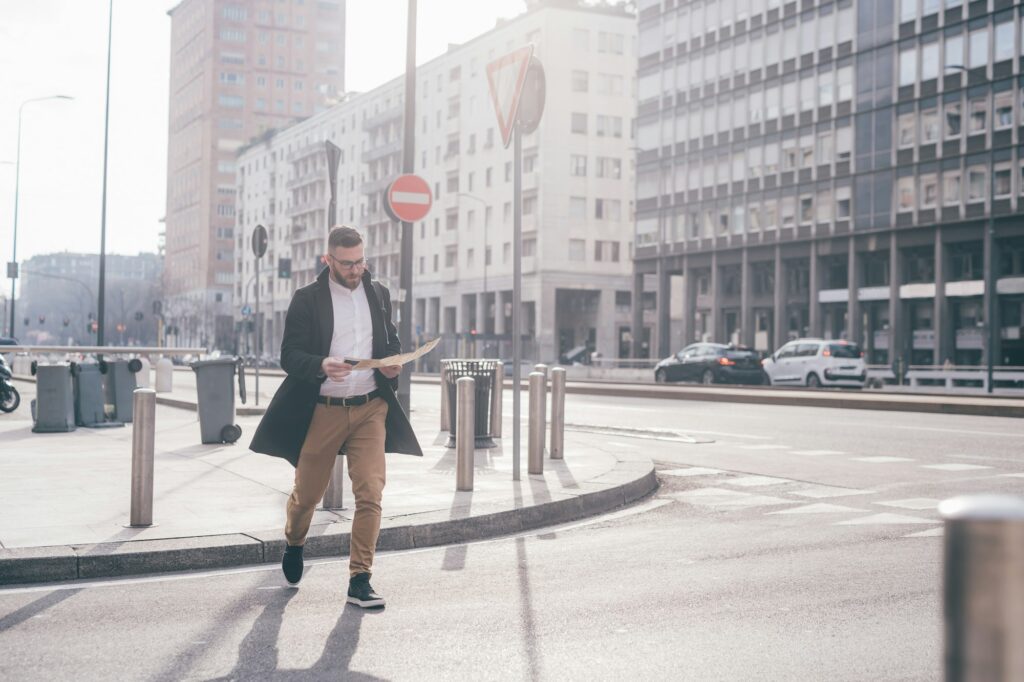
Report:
0,462,657,586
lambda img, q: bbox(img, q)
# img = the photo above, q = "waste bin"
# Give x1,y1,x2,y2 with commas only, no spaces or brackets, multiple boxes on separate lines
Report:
100,358,143,423
190,357,246,444
441,358,498,449
72,362,118,428
31,362,76,433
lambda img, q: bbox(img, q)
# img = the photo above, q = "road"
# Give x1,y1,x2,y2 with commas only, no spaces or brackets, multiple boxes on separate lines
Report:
1,387,1022,680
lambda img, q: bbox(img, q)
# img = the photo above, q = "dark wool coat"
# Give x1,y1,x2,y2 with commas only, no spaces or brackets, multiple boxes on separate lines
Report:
249,266,423,466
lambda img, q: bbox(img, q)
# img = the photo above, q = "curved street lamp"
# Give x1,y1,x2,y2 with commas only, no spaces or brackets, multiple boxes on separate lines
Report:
8,94,74,338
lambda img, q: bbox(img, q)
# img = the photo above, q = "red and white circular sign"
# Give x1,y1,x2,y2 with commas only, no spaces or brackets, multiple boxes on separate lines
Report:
385,174,433,223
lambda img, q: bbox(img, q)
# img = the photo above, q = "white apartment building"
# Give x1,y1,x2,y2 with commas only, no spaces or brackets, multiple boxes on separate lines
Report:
235,0,636,364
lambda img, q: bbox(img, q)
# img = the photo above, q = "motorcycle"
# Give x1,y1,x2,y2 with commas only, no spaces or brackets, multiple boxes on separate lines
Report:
0,354,20,413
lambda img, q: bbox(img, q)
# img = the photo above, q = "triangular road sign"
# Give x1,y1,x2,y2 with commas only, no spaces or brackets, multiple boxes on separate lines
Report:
486,44,534,149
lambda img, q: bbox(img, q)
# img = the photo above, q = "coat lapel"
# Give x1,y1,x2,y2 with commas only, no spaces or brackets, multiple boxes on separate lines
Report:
362,269,388,359
314,266,333,356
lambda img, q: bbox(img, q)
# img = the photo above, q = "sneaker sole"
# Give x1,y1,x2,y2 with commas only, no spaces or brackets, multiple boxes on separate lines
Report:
346,596,386,608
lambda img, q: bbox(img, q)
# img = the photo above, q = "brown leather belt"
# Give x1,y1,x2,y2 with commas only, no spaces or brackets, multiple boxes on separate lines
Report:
317,390,381,407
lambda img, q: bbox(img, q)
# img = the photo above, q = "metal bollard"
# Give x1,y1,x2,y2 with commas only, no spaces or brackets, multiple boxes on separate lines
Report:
135,357,152,389
550,367,566,459
154,357,174,393
533,363,549,380
490,361,504,438
941,495,1024,681
456,377,475,491
440,365,450,432
130,389,156,527
528,372,546,474
322,452,345,509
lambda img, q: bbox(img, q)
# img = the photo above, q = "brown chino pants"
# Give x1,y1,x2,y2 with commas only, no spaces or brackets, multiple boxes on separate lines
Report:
285,398,388,577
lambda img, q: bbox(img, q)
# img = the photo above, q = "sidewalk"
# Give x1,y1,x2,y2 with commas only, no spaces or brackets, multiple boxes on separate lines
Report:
0,380,655,585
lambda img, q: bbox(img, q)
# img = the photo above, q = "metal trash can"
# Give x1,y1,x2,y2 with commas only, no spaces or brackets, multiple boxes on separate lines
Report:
31,362,76,433
190,357,246,444
441,359,498,448
100,358,143,423
71,362,118,428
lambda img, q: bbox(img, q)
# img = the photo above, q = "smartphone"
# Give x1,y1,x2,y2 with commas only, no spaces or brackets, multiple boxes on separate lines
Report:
343,357,361,366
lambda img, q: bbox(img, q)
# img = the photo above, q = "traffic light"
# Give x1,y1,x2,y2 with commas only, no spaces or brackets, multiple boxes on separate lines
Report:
134,311,144,322
38,315,45,325
152,300,162,316
116,323,126,333
62,317,69,327
88,321,98,334
278,257,292,279
23,317,29,327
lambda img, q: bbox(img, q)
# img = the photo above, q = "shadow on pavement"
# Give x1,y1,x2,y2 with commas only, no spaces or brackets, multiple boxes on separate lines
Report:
0,588,82,632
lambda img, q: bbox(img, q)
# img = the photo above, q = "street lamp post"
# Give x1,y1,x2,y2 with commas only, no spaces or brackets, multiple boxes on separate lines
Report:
7,95,74,338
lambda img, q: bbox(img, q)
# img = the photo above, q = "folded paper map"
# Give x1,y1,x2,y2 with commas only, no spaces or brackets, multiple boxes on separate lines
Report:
347,337,441,370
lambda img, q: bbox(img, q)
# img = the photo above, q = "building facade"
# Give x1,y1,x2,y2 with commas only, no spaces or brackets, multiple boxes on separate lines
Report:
163,0,346,351
235,1,638,364
635,0,1024,369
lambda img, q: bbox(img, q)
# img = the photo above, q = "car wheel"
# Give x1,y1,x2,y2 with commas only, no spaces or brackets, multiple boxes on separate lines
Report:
701,370,715,385
806,373,821,388
655,369,668,384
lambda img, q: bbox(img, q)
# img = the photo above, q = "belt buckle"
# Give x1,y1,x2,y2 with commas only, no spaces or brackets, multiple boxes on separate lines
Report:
341,396,352,407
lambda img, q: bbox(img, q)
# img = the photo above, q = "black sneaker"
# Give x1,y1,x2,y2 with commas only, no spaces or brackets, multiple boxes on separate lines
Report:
282,545,304,585
347,572,385,608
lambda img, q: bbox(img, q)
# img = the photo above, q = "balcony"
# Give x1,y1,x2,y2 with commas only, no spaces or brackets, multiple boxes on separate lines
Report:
286,143,324,164
286,170,325,190
364,137,403,163
362,106,403,132
286,200,325,218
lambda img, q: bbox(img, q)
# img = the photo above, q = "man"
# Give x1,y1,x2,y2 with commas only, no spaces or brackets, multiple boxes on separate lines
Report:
250,225,422,608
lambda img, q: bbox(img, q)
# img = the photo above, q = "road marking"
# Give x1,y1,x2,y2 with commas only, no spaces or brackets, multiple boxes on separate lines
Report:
737,444,791,451
659,467,725,477
836,513,934,526
876,498,941,511
605,441,638,450
791,450,846,456
998,473,1024,478
724,475,794,487
670,488,794,509
768,503,867,514
921,463,993,472
852,456,916,463
904,527,944,538
792,485,874,499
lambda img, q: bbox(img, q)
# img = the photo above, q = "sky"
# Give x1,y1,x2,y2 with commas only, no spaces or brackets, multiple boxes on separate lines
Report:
0,0,527,275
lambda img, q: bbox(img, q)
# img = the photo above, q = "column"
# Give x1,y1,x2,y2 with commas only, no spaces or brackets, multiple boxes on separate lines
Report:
537,285,557,362
848,237,861,344
681,256,694,346
631,271,644,358
656,259,671,358
808,240,821,337
889,233,903,365
475,292,487,335
983,227,998,367
427,297,440,336
934,228,948,364
596,288,617,358
710,251,720,343
773,245,785,348
494,290,506,335
740,248,753,347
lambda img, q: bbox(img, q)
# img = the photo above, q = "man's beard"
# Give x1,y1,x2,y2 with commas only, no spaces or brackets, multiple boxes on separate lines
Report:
330,265,361,290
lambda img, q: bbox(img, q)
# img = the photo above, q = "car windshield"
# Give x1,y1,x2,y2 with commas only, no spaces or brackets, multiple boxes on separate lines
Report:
723,348,757,360
828,343,861,358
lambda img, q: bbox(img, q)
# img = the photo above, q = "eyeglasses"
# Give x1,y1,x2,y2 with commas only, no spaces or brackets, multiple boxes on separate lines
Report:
328,254,367,270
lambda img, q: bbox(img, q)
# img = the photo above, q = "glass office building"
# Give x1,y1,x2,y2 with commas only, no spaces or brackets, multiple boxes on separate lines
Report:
633,0,1024,368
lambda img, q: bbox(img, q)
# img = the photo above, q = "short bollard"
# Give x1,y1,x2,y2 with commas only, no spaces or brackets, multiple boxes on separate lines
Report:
941,495,1024,681
456,377,475,491
135,357,152,389
154,357,174,393
490,361,504,439
440,365,450,432
130,388,156,527
533,363,549,379
528,371,546,474
550,367,566,459
321,452,345,510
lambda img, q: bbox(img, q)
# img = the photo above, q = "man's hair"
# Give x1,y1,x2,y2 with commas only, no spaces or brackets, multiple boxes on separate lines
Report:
327,225,363,249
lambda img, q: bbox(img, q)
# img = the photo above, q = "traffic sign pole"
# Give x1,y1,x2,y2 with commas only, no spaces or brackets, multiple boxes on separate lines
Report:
252,224,268,406
397,0,417,416
512,123,522,481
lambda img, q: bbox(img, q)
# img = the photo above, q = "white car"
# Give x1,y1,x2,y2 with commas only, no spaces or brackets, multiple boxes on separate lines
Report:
762,339,867,388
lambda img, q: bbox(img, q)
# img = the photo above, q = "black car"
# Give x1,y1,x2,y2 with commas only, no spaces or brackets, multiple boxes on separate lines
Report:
654,343,766,385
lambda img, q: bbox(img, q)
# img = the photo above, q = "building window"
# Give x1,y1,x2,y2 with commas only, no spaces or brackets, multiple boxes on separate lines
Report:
944,101,962,137
920,173,938,208
445,246,457,268
571,113,587,134
898,176,915,212
523,238,536,257
994,91,1013,130
967,166,987,203
523,194,537,216
969,96,988,134
836,187,852,218
596,115,623,138
921,42,939,81
836,126,852,162
596,157,622,179
995,19,1014,62
898,111,916,148
598,32,624,54
799,196,814,224
595,199,621,221
569,239,586,262
899,47,917,87
218,94,244,108
921,109,940,143
816,189,833,223
572,29,589,52
968,28,988,69
945,33,964,72
569,197,586,219
943,170,962,205
900,0,917,23
594,240,604,262
570,155,587,177
571,70,589,92
994,162,1012,198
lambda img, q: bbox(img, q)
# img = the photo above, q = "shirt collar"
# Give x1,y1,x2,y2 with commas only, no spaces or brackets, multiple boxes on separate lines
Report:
328,277,363,296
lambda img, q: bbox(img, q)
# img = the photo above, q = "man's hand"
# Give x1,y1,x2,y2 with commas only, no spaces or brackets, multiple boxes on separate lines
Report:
379,365,401,379
321,357,353,381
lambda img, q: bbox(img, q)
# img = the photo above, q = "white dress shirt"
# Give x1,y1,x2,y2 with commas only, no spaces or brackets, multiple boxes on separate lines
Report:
320,278,378,398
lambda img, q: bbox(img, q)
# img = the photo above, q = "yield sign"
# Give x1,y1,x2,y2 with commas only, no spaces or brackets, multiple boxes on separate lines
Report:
385,174,433,223
486,44,534,149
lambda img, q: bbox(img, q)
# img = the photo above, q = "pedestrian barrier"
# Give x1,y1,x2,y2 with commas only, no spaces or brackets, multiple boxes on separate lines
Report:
528,371,546,474
456,376,475,491
941,495,1024,681
550,367,566,459
30,362,76,433
439,364,450,432
130,389,156,527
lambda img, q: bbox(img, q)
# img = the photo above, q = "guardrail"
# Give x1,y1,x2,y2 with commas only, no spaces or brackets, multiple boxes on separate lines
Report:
0,345,205,355
867,364,1024,391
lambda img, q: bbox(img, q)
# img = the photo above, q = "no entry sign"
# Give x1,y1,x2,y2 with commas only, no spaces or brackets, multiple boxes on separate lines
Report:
385,174,433,223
